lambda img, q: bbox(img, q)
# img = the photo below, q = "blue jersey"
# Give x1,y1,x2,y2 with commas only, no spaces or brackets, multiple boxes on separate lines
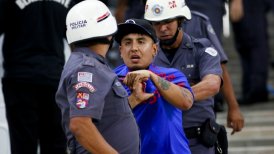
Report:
114,64,192,154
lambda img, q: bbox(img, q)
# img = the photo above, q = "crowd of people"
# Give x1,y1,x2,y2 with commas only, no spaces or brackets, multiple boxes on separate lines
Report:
0,0,273,153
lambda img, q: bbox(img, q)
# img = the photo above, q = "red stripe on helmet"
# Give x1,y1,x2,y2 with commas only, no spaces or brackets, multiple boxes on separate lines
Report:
97,12,110,22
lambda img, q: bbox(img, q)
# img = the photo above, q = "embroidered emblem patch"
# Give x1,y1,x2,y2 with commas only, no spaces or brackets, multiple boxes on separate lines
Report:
76,92,89,109
74,82,96,93
77,72,93,82
152,4,163,16
205,47,218,57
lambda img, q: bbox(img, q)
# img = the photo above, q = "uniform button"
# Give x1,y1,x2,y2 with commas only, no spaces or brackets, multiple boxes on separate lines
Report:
185,43,191,48
197,127,201,134
115,82,122,86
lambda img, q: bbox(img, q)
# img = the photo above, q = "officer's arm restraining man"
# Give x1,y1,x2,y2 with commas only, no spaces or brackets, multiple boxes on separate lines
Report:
184,11,244,135
144,0,224,153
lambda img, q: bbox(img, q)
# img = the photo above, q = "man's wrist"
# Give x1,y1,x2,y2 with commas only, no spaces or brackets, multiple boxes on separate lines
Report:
128,95,137,109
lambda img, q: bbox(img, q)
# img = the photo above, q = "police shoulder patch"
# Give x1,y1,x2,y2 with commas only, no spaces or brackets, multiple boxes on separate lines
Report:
74,82,96,93
77,72,93,82
205,47,218,57
76,92,89,109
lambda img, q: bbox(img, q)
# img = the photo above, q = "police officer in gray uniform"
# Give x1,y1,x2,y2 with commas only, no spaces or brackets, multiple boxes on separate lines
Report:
145,0,223,153
184,11,244,135
185,0,227,110
56,1,143,153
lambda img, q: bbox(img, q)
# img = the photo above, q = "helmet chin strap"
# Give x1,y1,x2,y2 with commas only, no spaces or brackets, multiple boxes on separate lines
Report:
107,37,114,51
160,27,180,46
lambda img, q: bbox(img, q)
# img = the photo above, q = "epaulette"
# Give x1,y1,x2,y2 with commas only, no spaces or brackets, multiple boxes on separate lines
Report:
192,37,212,48
191,11,210,21
82,55,95,67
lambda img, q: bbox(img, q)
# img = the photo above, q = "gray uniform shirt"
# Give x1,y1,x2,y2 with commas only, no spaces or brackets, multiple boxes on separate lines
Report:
153,33,222,128
56,47,140,154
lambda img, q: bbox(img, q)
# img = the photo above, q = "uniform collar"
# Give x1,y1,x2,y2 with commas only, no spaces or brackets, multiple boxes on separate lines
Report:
157,32,193,52
156,32,194,65
116,64,156,77
74,47,108,65
180,32,194,49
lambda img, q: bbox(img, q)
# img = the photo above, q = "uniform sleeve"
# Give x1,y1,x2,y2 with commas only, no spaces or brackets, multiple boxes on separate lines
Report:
197,45,223,79
67,66,112,120
121,78,131,96
185,11,228,64
204,20,228,63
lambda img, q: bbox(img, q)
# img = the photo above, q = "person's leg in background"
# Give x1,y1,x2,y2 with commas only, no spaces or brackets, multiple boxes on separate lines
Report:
37,84,67,154
269,0,274,69
2,78,67,154
232,0,270,104
2,79,39,154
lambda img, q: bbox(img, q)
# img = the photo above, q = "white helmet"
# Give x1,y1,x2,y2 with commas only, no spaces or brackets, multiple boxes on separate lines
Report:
144,0,191,22
66,0,117,44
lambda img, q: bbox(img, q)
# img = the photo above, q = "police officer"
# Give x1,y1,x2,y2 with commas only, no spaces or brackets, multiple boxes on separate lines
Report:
185,0,228,110
184,11,244,134
55,1,144,153
145,0,223,153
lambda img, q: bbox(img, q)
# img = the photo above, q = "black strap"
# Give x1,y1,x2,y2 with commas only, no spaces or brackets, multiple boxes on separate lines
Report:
184,126,202,139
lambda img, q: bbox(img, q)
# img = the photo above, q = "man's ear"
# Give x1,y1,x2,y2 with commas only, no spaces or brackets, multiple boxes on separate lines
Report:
152,43,158,56
119,45,123,58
